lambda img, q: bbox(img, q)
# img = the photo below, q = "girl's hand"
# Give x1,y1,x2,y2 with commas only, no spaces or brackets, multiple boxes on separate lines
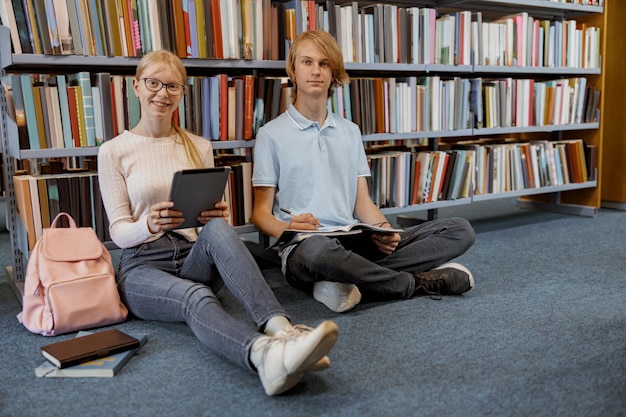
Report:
148,201,184,233
197,200,230,225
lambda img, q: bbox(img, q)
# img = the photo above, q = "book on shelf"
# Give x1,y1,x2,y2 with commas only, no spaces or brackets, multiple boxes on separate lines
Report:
1,75,30,149
41,329,140,369
12,174,37,250
19,74,42,149
65,85,81,147
37,331,147,376
68,72,97,146
271,223,404,249
194,0,208,58
0,0,21,53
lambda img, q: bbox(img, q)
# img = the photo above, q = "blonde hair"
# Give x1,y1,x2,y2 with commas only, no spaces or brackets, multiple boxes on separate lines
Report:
286,30,349,102
135,50,203,168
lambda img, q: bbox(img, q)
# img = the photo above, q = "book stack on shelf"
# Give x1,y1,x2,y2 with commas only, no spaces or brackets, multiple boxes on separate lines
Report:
0,0,611,289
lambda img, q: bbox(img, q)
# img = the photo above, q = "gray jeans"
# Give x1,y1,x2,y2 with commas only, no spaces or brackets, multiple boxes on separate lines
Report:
285,217,476,299
117,219,289,372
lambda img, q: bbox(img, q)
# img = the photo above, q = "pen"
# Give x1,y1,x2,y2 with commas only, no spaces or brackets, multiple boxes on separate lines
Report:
279,208,325,227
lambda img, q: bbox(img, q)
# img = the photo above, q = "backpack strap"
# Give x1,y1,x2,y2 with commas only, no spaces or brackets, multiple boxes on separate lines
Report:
50,212,77,229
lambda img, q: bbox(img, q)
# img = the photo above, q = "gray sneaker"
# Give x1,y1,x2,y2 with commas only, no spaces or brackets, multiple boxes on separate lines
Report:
413,262,474,299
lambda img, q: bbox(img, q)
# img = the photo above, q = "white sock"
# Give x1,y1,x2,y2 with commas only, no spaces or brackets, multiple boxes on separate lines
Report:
264,316,292,336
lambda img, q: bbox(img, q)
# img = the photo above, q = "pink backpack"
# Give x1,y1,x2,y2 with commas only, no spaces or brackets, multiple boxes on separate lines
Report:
17,212,128,336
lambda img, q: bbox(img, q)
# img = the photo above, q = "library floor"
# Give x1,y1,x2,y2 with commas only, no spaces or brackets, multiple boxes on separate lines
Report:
2,196,625,417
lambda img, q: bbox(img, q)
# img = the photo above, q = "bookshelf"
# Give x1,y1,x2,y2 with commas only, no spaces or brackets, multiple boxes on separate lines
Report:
598,0,625,209
0,0,607,294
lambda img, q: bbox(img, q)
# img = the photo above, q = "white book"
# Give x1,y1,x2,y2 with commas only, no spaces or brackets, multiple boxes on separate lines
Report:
91,86,103,145
48,85,65,148
147,0,161,51
52,0,72,54
340,6,351,61
575,77,587,124
0,0,22,53
253,0,263,60
408,7,419,64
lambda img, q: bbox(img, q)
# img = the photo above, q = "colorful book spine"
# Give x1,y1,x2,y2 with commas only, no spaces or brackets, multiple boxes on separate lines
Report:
19,75,42,149
55,75,74,148
68,72,96,146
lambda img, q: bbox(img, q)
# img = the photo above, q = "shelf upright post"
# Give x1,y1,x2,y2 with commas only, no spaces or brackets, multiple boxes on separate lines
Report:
0,65,26,300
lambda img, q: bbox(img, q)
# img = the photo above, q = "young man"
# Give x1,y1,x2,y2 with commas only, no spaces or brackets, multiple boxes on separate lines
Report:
252,30,476,313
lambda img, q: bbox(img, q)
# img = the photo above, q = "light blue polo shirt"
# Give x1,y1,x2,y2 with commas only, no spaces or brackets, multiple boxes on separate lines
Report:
252,104,371,228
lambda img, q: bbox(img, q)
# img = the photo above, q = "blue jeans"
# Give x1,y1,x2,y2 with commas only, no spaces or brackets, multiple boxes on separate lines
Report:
285,217,476,299
117,219,289,372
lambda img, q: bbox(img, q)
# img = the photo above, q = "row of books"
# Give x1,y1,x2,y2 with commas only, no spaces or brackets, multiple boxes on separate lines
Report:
215,157,253,227
8,137,596,247
0,0,602,68
546,1,603,4
480,77,598,130
286,4,601,68
12,160,253,249
1,72,293,149
364,138,595,208
330,76,599,136
13,171,108,250
2,72,117,150
367,148,475,208
0,0,286,59
3,71,600,151
472,139,596,195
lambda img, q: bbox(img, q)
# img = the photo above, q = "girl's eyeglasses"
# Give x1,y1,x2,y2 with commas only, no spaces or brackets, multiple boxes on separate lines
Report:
141,78,186,96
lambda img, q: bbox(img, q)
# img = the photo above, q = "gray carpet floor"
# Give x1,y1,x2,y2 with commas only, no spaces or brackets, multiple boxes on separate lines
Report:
0,199,625,417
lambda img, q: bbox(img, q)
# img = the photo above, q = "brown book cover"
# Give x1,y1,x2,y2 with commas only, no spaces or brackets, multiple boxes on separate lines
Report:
13,175,37,250
171,0,187,57
227,80,237,140
242,75,255,140
218,74,228,140
37,178,51,229
41,329,140,369
240,0,253,59
210,0,223,59
234,78,244,140
66,86,80,148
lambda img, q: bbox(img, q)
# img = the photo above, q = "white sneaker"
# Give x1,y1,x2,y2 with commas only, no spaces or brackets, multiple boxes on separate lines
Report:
313,281,362,313
254,320,339,396
283,324,333,372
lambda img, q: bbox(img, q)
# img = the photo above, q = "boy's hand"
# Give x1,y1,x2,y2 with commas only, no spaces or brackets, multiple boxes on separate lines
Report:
370,232,401,255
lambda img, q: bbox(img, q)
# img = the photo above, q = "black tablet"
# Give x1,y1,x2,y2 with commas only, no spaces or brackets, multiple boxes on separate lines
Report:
168,167,231,229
